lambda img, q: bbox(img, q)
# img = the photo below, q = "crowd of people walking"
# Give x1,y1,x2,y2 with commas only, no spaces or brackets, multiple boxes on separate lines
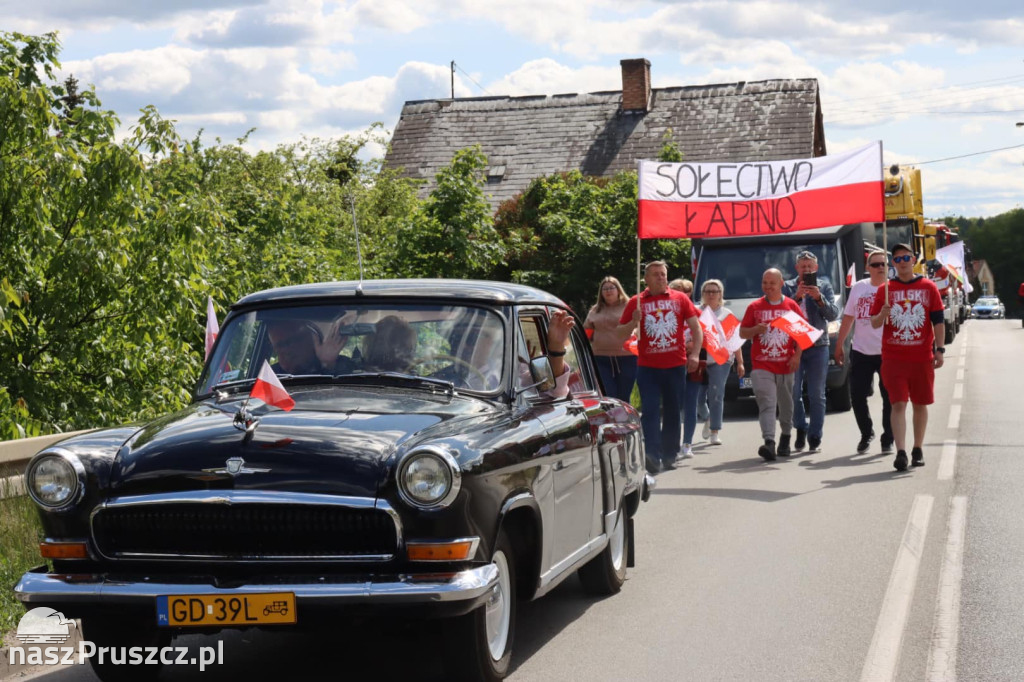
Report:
588,243,944,475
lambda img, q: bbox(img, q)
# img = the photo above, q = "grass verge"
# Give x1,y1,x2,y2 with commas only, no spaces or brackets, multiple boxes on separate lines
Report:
0,469,44,648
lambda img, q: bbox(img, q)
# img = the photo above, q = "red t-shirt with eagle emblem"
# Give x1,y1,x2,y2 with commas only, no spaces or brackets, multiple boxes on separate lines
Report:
741,296,805,374
620,289,698,368
869,276,944,362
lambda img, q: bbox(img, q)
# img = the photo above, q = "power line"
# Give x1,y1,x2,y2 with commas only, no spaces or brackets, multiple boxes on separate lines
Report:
829,72,1024,107
909,142,1024,165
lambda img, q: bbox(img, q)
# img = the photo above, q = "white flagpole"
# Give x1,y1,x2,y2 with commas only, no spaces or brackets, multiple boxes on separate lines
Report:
636,237,642,295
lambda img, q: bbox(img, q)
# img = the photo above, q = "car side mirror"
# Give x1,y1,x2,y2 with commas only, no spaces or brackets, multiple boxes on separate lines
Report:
526,357,557,393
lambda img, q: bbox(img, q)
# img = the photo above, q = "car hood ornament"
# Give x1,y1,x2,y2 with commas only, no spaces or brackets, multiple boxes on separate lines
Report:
233,404,260,434
202,457,270,477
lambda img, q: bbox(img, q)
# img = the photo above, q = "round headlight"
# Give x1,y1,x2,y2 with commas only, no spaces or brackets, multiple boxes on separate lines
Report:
398,447,461,510
27,451,85,510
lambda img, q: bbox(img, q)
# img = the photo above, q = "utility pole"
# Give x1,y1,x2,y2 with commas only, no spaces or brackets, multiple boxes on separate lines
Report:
451,61,455,100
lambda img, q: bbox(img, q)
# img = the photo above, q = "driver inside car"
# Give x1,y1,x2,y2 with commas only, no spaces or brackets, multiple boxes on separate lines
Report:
267,318,354,375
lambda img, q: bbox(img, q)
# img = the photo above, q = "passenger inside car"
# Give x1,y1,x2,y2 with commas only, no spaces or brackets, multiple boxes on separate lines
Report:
361,315,418,372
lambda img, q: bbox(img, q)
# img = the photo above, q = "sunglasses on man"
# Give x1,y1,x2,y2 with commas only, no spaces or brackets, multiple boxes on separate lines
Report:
893,254,914,264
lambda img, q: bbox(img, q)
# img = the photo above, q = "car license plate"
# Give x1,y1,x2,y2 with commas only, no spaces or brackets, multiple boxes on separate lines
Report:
739,377,752,389
156,592,296,627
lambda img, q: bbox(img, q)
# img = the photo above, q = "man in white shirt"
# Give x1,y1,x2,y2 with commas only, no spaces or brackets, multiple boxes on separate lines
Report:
835,249,894,454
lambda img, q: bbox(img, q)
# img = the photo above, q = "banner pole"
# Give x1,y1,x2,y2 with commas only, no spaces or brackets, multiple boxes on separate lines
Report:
636,237,642,294
881,141,889,316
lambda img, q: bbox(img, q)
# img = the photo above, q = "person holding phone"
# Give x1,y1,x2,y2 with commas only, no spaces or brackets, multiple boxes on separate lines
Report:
782,250,840,453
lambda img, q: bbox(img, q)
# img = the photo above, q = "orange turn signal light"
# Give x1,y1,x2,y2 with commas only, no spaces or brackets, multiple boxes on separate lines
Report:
40,541,89,559
407,539,477,562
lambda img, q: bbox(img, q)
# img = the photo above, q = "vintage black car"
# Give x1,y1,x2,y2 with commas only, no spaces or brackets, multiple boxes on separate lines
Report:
16,279,652,681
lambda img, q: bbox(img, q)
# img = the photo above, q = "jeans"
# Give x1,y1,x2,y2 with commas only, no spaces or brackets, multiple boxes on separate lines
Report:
595,354,638,403
850,350,892,442
698,361,733,431
637,364,687,462
751,369,795,442
793,345,828,439
682,377,700,445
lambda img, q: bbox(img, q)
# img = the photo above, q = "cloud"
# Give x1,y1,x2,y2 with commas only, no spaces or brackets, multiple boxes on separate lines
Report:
486,59,620,97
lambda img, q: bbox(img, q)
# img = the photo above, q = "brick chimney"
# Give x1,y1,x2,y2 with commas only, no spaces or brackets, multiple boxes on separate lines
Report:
620,58,651,112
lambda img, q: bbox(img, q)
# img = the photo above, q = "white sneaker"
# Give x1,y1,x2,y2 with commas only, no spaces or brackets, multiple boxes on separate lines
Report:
701,420,711,440
709,433,722,446
680,444,694,459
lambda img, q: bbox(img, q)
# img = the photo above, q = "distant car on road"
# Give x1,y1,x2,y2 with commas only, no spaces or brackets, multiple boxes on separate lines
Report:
971,296,1005,319
16,279,654,682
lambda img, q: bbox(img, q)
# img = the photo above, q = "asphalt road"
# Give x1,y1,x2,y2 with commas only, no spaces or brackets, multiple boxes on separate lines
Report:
10,318,1023,682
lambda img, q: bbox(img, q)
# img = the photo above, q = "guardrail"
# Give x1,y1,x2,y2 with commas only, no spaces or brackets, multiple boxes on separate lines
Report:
0,431,91,499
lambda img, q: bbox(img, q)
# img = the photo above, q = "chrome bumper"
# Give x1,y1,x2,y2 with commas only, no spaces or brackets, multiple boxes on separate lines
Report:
15,564,498,607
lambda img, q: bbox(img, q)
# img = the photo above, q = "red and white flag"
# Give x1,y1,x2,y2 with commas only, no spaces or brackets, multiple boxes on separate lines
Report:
250,360,295,411
770,311,823,350
698,307,730,364
846,262,857,288
205,296,219,359
718,311,745,353
638,142,883,239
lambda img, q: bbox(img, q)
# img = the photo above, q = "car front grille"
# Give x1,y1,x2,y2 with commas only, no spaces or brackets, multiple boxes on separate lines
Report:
92,498,399,560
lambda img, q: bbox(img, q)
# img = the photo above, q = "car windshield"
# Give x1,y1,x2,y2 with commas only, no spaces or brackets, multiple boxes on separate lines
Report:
197,303,506,396
695,242,841,299
976,298,1000,305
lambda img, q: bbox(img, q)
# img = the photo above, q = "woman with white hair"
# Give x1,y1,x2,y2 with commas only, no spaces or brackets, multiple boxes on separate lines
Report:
697,279,745,445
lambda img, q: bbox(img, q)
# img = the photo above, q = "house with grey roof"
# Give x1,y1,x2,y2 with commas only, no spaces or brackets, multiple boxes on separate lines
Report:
384,59,827,211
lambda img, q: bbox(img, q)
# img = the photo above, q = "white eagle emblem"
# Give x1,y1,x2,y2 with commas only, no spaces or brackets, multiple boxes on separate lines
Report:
889,301,925,341
644,310,678,349
760,326,790,358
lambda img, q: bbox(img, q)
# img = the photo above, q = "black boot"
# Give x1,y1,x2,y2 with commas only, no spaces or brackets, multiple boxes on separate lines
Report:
777,434,791,457
794,429,806,452
758,439,777,462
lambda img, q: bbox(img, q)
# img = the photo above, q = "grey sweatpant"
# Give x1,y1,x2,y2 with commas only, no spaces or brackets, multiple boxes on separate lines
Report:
751,369,795,442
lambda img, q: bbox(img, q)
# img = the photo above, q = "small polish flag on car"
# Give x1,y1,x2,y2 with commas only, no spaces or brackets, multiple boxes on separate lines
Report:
846,262,856,288
250,361,295,411
770,311,823,350
205,296,219,359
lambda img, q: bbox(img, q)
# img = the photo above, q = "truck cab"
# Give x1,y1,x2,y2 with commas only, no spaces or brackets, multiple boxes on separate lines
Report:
691,223,870,412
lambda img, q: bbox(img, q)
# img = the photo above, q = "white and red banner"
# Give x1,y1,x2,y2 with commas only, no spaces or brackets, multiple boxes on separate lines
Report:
250,360,295,411
205,296,219,359
770,311,823,350
638,142,884,239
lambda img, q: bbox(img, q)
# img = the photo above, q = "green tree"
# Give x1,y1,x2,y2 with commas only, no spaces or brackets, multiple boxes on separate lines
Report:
966,208,1024,316
0,31,222,434
494,170,691,313
392,146,503,278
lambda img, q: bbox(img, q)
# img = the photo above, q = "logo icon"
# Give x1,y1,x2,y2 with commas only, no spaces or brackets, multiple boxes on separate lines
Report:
202,457,270,477
16,607,77,644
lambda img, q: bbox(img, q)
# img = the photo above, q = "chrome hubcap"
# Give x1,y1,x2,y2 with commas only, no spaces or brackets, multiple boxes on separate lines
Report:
485,550,511,661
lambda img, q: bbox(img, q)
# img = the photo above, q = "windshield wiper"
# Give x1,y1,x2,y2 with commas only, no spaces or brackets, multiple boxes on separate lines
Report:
334,372,455,395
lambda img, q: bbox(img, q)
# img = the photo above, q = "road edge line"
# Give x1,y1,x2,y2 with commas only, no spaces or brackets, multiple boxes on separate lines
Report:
860,494,934,682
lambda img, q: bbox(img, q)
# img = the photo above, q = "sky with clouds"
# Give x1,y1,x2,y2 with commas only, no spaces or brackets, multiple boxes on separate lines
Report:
6,0,1024,217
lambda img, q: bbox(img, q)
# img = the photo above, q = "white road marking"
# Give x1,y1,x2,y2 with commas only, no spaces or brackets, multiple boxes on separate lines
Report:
938,440,957,481
955,368,964,382
953,383,963,400
860,494,935,682
957,355,965,367
926,495,968,682
959,344,967,357
947,405,961,431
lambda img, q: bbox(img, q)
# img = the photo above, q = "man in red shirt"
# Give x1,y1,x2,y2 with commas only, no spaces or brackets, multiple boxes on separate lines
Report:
739,268,804,461
870,243,946,471
619,260,702,473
